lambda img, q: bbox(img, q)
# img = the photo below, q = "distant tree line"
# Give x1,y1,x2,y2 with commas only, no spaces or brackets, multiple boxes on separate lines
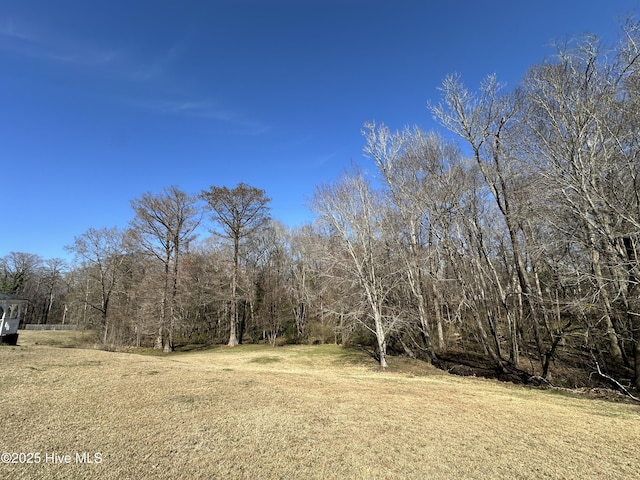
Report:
3,22,639,391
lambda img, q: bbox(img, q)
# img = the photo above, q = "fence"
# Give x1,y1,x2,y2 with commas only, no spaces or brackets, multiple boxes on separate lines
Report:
23,324,79,331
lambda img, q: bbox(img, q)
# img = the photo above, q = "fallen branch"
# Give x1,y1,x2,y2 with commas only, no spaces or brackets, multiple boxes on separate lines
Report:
592,362,640,403
528,375,554,387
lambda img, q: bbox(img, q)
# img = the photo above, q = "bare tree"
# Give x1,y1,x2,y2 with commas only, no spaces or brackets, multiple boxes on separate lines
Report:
312,167,403,368
246,220,292,346
130,186,200,352
39,258,67,325
67,227,130,344
0,252,44,324
0,252,42,295
364,122,472,358
289,224,342,344
288,225,321,341
200,182,271,346
431,74,553,369
520,25,640,385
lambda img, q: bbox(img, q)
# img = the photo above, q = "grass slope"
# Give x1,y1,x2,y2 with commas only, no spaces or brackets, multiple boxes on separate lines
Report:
1,331,639,479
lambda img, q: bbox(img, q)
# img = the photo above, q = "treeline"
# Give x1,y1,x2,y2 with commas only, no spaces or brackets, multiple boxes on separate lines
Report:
2,23,640,390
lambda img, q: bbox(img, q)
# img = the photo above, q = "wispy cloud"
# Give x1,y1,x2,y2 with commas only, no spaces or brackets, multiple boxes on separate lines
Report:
131,98,272,135
138,99,232,118
308,152,339,168
0,16,271,136
0,16,122,68
0,18,36,41
128,40,189,82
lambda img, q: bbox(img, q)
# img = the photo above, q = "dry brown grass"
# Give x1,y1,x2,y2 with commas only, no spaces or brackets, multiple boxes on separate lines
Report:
1,331,639,479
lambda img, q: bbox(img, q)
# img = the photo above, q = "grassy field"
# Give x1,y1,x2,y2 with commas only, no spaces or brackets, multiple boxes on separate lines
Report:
1,331,639,479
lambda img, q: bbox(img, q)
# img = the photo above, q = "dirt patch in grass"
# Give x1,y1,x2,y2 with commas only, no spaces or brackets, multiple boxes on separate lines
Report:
1,333,639,479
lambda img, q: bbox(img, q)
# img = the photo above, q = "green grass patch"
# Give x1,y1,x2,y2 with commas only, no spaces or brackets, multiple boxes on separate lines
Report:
249,355,282,364
132,348,168,356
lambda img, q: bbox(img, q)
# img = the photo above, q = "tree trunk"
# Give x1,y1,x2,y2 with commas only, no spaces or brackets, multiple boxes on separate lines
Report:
375,313,388,369
163,328,173,353
634,328,640,391
154,327,163,350
589,244,624,364
228,300,239,347
432,288,445,351
102,314,109,345
228,238,240,346
164,301,174,353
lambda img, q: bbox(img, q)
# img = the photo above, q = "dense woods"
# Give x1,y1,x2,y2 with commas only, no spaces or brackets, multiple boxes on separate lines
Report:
3,24,640,392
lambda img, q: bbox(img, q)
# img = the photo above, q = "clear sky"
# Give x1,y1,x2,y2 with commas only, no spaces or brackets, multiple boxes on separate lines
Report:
1,0,637,260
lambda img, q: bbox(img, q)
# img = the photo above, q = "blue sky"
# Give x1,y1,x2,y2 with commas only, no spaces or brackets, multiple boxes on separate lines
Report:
1,0,637,260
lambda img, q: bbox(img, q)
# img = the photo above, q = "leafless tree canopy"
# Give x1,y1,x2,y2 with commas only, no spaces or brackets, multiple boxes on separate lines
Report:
5,21,640,391
200,183,271,346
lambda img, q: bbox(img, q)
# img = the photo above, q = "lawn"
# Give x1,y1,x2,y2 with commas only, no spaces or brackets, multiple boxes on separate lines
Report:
1,331,639,479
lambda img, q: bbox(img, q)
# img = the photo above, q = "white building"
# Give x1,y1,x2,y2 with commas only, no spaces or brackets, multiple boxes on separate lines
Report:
0,293,28,345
